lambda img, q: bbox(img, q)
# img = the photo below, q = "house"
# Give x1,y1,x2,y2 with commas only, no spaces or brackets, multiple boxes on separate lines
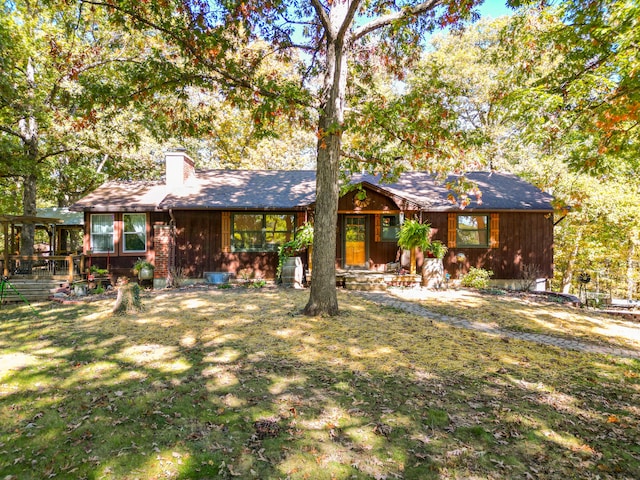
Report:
70,149,554,288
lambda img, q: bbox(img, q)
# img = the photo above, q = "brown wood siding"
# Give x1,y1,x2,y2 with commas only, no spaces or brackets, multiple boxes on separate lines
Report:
174,210,305,279
338,187,400,212
173,210,221,278
431,211,553,279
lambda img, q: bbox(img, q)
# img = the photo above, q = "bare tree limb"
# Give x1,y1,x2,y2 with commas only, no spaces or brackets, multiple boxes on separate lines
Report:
310,0,332,39
353,0,442,41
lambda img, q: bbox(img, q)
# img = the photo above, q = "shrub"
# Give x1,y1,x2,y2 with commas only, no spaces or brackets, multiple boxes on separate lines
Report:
461,267,494,289
517,263,541,291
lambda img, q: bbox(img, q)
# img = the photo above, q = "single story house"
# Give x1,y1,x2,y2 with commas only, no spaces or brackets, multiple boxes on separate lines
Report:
70,149,554,288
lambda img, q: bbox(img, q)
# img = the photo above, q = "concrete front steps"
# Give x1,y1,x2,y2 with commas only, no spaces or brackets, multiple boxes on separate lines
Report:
337,271,422,291
0,276,69,303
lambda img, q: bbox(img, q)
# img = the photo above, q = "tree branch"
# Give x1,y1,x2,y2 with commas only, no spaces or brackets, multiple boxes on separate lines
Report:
353,0,442,41
0,125,26,142
310,0,331,39
338,0,364,44
80,0,301,105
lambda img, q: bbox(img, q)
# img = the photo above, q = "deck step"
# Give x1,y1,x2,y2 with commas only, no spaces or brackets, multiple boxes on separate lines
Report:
337,272,422,291
0,277,69,302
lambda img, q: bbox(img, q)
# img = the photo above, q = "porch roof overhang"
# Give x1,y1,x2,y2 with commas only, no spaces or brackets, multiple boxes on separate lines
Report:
0,215,64,225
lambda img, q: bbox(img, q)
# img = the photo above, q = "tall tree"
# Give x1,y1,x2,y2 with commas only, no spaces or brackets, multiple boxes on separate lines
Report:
84,0,486,315
403,8,640,296
0,0,165,254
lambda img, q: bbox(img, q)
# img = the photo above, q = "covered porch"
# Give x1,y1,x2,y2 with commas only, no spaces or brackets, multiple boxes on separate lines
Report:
1,214,86,301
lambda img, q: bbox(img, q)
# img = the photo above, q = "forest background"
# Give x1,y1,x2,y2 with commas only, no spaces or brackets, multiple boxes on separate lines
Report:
1,0,638,304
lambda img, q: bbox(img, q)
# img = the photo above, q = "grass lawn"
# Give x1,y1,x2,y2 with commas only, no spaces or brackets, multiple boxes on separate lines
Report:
1,287,639,479
393,288,640,351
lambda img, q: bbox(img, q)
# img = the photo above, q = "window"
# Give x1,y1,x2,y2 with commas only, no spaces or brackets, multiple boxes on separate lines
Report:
381,214,400,241
232,213,295,252
90,214,115,253
123,213,147,252
457,215,489,247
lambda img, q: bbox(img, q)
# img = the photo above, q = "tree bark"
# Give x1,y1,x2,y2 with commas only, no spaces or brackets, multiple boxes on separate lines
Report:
304,1,352,316
112,280,143,315
20,173,37,256
19,57,38,257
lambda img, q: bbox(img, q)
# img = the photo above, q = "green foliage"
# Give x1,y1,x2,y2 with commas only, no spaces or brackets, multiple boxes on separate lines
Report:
397,220,431,251
132,258,155,274
426,240,448,260
89,265,109,276
461,267,494,289
401,11,639,297
277,223,314,279
246,279,267,289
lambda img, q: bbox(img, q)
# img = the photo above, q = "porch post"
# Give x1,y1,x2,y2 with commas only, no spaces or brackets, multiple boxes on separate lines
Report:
2,221,8,277
67,255,74,283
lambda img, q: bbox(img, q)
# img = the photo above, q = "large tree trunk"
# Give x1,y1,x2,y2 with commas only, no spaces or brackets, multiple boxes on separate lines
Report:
20,173,37,256
304,4,351,316
19,57,38,257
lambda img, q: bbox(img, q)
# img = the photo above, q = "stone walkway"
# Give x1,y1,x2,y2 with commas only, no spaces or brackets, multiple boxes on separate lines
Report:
356,290,640,360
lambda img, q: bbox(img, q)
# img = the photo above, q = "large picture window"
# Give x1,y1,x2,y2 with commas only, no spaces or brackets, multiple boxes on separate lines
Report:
457,215,489,247
90,214,115,253
123,213,147,252
232,213,295,252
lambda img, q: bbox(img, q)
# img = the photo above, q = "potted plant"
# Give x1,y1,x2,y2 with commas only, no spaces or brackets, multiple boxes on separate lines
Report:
422,240,448,288
277,222,314,286
132,258,155,280
397,220,431,275
89,265,109,277
426,240,448,259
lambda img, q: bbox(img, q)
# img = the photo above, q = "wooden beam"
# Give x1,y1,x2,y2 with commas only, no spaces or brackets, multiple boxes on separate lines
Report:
2,221,8,277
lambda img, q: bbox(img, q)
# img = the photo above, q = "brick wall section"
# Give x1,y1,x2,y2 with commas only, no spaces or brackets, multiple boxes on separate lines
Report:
154,225,171,279
183,156,195,182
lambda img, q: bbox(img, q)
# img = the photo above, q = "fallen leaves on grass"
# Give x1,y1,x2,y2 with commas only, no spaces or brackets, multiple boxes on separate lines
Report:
0,288,639,479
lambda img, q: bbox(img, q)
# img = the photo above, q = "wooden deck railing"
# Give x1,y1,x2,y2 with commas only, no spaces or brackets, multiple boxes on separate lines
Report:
1,254,85,282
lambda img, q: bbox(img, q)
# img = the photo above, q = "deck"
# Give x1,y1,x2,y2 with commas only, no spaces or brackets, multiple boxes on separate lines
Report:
1,254,85,302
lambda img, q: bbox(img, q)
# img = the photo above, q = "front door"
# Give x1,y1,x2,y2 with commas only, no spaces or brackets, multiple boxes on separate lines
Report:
344,216,367,267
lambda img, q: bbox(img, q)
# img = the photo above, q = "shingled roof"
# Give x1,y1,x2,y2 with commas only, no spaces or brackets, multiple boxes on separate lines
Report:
71,169,553,212
352,171,554,212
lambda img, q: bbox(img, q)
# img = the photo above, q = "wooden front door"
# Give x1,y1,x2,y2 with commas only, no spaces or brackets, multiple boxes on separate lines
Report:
344,216,367,267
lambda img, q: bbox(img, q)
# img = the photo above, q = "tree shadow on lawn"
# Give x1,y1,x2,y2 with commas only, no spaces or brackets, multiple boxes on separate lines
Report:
407,289,640,350
0,289,639,479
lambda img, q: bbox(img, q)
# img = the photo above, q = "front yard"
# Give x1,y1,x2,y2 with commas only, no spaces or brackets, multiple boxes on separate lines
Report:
1,287,639,479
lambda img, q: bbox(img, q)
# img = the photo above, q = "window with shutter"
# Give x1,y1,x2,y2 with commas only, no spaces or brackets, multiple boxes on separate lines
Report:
456,215,490,247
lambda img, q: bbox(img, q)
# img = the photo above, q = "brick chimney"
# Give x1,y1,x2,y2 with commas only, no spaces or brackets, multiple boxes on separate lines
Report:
165,147,195,188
